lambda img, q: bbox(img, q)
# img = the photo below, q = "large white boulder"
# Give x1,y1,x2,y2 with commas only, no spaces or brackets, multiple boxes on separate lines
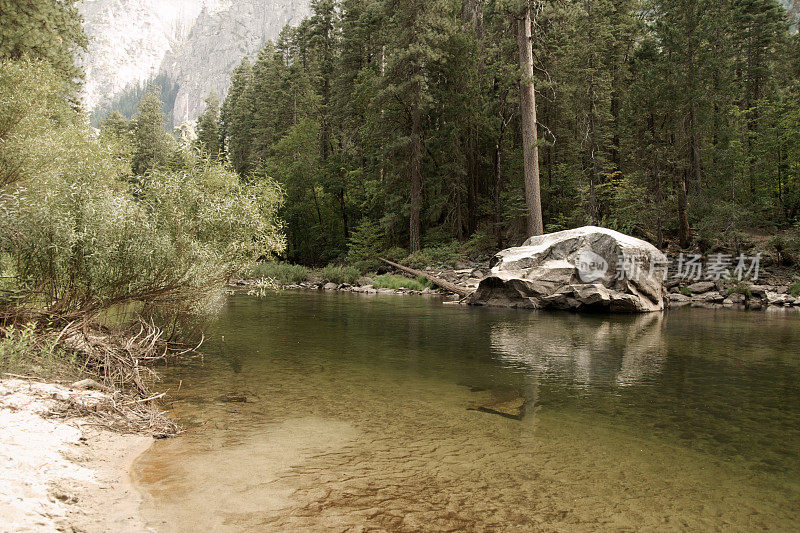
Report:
467,226,666,312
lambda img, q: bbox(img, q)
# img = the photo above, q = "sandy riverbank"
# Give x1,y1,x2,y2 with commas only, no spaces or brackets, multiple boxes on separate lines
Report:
0,379,153,532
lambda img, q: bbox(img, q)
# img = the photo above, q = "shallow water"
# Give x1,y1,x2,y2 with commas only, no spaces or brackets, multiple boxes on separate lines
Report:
134,292,800,531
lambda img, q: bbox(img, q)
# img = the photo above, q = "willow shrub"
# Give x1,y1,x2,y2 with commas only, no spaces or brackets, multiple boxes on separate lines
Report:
0,60,285,324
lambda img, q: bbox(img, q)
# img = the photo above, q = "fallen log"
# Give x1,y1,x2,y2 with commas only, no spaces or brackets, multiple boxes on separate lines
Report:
378,258,474,298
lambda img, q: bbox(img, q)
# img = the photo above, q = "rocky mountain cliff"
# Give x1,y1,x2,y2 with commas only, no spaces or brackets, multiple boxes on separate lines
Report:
80,0,310,124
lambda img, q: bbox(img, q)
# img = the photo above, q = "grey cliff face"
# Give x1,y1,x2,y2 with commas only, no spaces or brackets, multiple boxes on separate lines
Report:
80,0,310,124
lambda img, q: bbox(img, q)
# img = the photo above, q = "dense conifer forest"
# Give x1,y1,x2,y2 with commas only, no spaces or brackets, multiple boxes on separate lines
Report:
188,0,800,267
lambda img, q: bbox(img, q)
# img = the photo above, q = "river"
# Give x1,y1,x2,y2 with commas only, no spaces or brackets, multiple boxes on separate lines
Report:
134,291,800,531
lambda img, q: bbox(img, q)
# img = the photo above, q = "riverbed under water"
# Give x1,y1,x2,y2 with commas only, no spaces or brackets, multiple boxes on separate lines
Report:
134,292,800,531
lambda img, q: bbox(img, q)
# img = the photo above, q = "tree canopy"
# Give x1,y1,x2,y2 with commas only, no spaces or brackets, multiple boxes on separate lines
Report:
217,0,800,265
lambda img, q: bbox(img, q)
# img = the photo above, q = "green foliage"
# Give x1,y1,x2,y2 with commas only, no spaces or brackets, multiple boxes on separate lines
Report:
249,263,310,285
319,265,361,285
0,60,285,324
404,242,462,269
0,59,77,189
461,231,498,261
789,281,800,298
680,287,693,297
372,274,431,291
347,219,385,272
0,323,36,373
222,58,255,177
770,233,799,266
215,0,800,261
130,92,182,175
728,283,752,298
196,92,221,160
382,247,409,263
0,0,88,94
91,73,180,128
0,323,78,379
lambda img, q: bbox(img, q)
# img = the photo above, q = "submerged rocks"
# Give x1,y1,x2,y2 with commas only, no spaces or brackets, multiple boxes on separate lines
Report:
467,226,666,313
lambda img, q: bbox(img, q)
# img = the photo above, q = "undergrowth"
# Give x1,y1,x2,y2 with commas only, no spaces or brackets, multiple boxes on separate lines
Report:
250,263,310,285
0,323,79,380
790,281,800,298
319,265,361,285
372,274,431,291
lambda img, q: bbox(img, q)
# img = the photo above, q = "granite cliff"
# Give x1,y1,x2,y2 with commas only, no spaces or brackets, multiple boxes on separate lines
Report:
80,0,310,124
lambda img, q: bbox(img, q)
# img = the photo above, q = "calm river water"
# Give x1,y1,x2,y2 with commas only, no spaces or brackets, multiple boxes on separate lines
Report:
134,292,800,531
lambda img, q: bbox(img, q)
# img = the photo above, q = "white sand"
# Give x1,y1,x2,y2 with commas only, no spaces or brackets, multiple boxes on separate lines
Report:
0,379,153,532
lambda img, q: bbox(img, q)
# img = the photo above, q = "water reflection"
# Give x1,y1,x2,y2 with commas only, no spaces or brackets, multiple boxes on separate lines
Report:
134,293,800,532
491,312,665,387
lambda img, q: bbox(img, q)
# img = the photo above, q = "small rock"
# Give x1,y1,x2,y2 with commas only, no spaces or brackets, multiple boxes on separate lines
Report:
766,292,792,306
668,293,692,306
71,379,106,391
749,285,768,298
323,282,339,291
695,291,725,303
723,293,746,305
687,281,716,294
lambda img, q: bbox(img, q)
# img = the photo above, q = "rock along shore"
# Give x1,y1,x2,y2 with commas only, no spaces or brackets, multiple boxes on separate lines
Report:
232,262,799,311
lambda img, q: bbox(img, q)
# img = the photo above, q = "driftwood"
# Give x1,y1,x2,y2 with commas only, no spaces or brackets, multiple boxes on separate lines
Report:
378,258,473,297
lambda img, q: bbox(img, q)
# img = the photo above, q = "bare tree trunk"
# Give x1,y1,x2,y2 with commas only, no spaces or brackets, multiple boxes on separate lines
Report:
680,12,698,248
678,169,692,248
494,136,505,248
338,188,349,240
410,79,423,253
379,258,472,297
517,6,544,237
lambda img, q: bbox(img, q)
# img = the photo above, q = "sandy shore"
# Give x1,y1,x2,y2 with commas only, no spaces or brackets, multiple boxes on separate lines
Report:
0,378,153,533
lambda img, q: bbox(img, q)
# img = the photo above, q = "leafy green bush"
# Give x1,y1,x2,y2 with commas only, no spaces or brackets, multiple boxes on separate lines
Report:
680,287,692,296
0,323,78,378
404,242,462,269
372,274,431,291
728,282,752,297
382,247,408,263
771,234,799,266
347,220,384,271
319,265,360,285
0,60,285,325
790,281,800,298
249,263,310,285
461,231,497,260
